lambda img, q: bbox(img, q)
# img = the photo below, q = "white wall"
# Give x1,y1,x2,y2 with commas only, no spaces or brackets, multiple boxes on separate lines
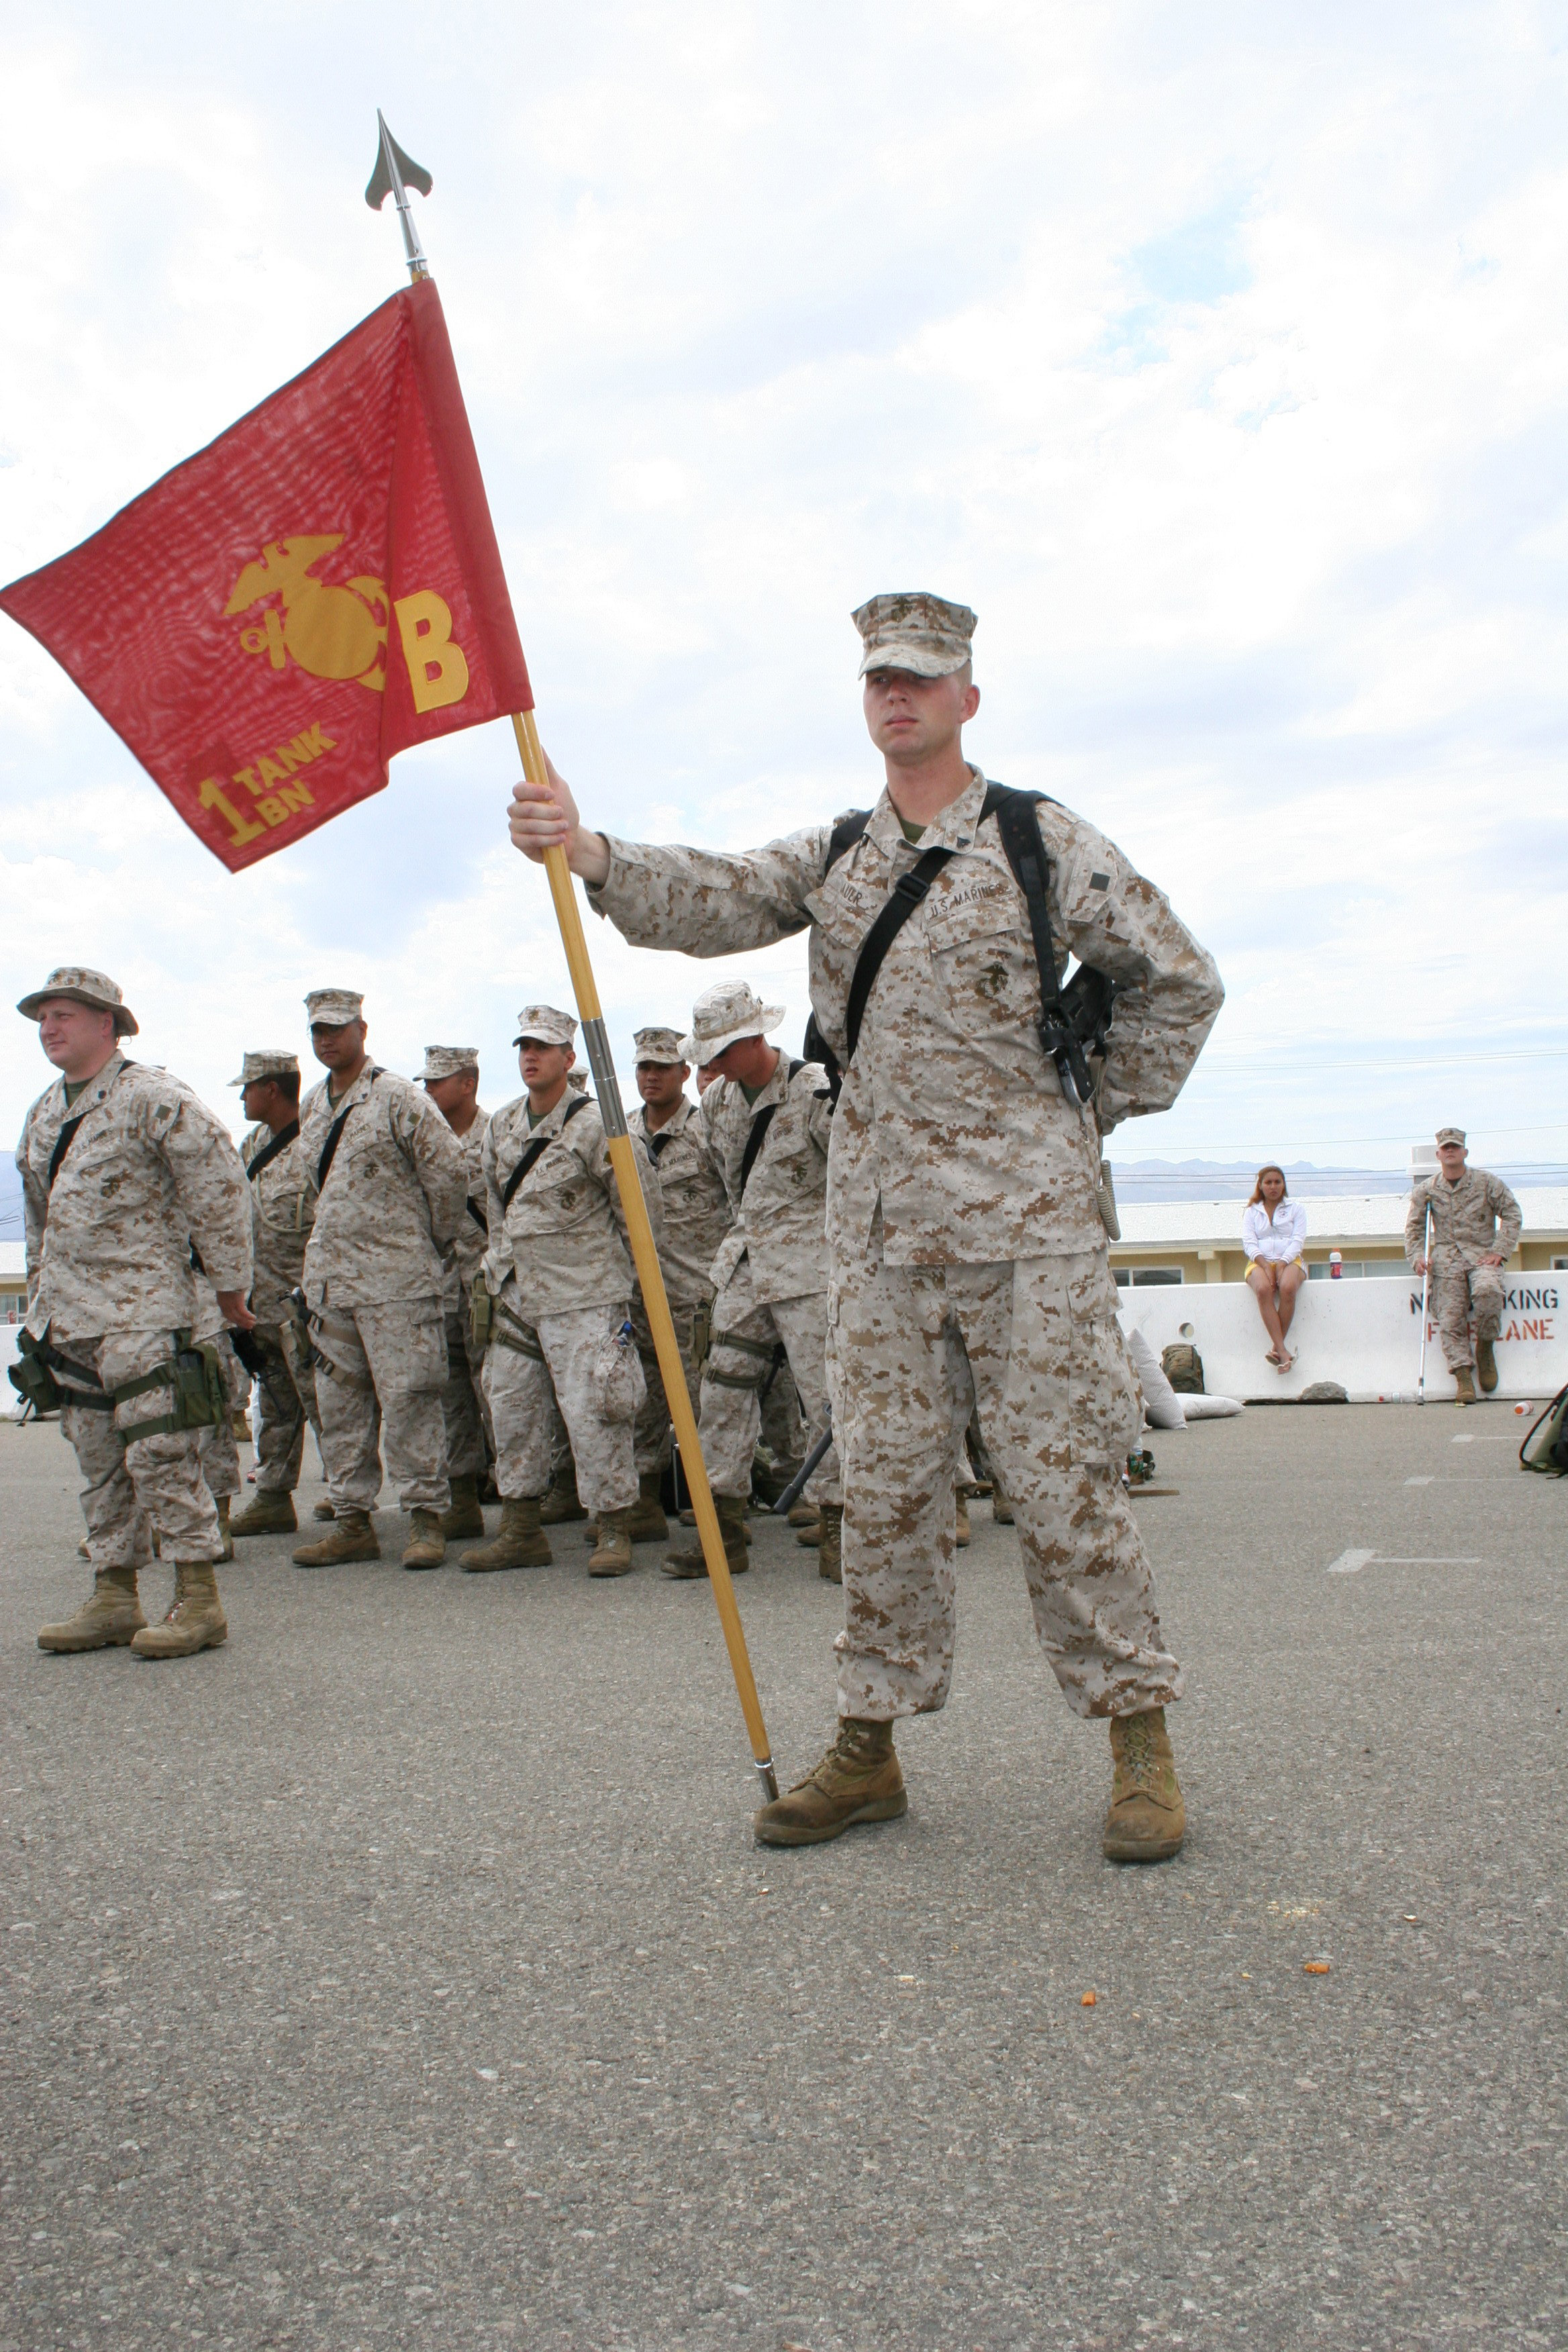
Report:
1119,1274,1566,1404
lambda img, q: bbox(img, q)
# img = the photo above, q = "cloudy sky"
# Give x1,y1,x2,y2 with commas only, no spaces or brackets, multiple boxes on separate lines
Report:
1,1,1565,1177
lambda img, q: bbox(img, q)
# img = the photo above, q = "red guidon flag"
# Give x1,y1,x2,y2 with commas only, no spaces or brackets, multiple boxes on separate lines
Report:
0,279,530,871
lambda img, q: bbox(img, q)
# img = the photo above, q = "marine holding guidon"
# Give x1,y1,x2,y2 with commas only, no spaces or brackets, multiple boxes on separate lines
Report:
507,590,1222,1860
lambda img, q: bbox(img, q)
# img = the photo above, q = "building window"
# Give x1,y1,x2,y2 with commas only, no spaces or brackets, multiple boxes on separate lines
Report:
1114,1267,1184,1287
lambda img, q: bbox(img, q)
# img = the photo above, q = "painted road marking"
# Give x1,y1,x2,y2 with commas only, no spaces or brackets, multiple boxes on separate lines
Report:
1452,1434,1512,1443
1405,1476,1434,1486
1328,1550,1483,1575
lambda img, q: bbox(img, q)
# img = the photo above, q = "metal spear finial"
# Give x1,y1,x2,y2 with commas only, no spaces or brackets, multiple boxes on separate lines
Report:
366,111,433,281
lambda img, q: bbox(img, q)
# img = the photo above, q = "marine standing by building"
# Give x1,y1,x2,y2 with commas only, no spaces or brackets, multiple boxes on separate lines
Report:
660,983,841,1584
289,990,467,1573
1406,1127,1522,1405
464,1006,665,1579
624,1024,734,1546
507,591,1222,1857
420,1046,492,1540
15,967,254,1659
228,1050,317,1537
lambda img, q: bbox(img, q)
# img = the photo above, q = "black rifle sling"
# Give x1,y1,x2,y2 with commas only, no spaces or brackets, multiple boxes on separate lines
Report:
47,1117,87,1189
987,791,1095,1109
645,1130,675,1162
245,1120,299,1182
315,1070,383,1191
825,785,1109,1104
465,1195,488,1230
739,1061,804,1196
501,1090,591,1214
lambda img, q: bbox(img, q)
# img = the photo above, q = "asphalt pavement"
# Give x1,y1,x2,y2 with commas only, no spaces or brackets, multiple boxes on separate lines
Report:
2,1400,1565,2352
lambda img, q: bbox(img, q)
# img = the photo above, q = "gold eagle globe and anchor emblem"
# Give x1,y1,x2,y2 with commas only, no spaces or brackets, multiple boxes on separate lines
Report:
226,536,390,692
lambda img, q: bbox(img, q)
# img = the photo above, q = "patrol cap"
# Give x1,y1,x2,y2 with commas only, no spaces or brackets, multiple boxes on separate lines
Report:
17,965,138,1037
512,1003,578,1048
305,988,364,1028
229,1049,301,1088
633,1026,688,1067
852,591,977,680
1436,1126,1467,1148
679,981,783,1065
422,1046,479,1083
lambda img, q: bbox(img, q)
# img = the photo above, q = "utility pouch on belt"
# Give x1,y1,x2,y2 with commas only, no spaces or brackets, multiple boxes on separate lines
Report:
115,1332,226,1442
470,1273,493,1353
7,1330,65,1418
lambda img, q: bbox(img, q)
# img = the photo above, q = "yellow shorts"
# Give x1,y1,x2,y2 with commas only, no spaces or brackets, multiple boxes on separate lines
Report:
1246,1258,1304,1280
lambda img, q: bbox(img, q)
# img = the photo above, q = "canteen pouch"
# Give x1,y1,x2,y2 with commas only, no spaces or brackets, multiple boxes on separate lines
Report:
8,1329,65,1417
595,1318,647,1426
470,1272,493,1354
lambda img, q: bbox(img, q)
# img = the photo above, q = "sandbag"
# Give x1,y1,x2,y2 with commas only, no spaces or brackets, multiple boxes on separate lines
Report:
1127,1326,1185,1431
1179,1394,1245,1420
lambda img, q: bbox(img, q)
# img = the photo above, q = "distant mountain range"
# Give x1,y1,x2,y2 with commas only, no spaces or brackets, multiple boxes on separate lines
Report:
1106,1157,1567,1202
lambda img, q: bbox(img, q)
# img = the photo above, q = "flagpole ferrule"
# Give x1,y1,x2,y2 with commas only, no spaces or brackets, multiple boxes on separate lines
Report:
580,1016,628,1138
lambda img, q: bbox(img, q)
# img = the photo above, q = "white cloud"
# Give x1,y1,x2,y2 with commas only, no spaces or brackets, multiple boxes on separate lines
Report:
1,1,1565,1167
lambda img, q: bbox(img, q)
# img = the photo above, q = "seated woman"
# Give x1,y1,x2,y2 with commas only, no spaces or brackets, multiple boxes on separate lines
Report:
1242,1166,1308,1371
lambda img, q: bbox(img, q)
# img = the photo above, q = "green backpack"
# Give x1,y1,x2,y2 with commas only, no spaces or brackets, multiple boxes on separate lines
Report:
1520,1385,1568,1477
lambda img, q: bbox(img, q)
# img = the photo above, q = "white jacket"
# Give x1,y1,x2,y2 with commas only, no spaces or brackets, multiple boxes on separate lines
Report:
1242,1199,1307,1263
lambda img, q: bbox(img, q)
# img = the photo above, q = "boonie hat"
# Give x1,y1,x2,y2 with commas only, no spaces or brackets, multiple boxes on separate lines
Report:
305,988,364,1027
679,981,783,1065
1435,1126,1467,1148
852,591,977,680
229,1050,300,1087
633,1026,687,1066
17,965,139,1036
422,1046,479,1083
513,1004,578,1048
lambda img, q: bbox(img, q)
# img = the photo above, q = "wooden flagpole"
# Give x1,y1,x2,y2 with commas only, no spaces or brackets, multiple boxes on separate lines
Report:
510,713,780,1802
369,114,779,1802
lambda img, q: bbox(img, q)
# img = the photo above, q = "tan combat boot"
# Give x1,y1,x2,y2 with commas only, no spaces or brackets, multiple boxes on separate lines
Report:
587,1507,637,1577
462,1497,552,1573
439,1473,485,1541
1453,1365,1477,1407
311,1499,336,1521
664,1494,749,1579
230,1490,299,1537
992,1477,1015,1526
1475,1340,1498,1394
215,1496,234,1562
539,1463,588,1525
954,1489,972,1548
1102,1708,1185,1863
787,1498,820,1530
38,1565,146,1653
814,1501,843,1584
130,1563,228,1659
623,1470,670,1545
402,1508,446,1570
291,1509,381,1567
752,1718,907,1847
